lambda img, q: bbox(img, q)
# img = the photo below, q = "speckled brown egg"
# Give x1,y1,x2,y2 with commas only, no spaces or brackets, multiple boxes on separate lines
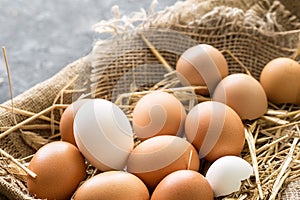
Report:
176,44,228,94
74,171,149,200
213,73,268,120
132,91,186,141
26,141,86,200
127,135,200,192
260,57,300,105
151,170,213,200
185,101,245,162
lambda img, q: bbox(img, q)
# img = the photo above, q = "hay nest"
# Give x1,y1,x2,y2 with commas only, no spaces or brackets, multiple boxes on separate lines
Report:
0,0,300,199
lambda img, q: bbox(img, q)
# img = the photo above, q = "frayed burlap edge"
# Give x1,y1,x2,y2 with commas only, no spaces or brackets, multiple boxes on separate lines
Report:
0,56,91,200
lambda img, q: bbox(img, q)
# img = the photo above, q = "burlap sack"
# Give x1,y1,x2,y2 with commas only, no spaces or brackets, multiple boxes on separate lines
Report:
0,0,299,199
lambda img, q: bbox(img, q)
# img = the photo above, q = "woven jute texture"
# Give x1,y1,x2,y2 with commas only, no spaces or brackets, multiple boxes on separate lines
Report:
0,57,91,200
0,0,300,199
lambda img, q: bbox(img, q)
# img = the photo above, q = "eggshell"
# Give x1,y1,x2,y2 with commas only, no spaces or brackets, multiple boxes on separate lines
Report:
205,156,253,197
74,171,149,200
151,170,213,200
127,135,199,191
185,101,245,162
60,99,90,146
213,73,268,120
74,99,134,171
176,44,228,94
133,91,186,140
26,141,86,200
260,57,300,105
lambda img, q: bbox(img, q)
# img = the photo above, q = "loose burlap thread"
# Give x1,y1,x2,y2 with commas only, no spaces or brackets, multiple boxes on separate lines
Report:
0,0,300,199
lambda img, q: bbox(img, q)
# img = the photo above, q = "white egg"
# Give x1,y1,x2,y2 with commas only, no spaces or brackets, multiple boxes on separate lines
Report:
73,99,134,171
205,156,253,197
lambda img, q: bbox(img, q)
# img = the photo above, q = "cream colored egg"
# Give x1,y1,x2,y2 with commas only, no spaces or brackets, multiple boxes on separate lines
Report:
74,99,134,171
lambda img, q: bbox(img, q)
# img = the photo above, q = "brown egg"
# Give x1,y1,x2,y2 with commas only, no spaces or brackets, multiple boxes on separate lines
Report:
127,135,199,191
151,170,213,200
213,73,268,120
26,141,86,200
60,99,89,146
176,44,228,94
260,57,300,105
185,101,245,162
74,171,149,200
132,91,186,141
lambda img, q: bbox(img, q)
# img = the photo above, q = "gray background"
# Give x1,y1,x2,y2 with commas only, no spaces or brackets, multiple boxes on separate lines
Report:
0,0,177,103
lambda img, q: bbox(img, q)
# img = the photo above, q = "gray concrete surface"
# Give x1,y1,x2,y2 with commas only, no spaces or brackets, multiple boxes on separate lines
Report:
0,0,177,103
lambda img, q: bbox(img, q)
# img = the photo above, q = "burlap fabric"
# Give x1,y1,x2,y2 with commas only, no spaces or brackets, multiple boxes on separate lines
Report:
0,0,299,199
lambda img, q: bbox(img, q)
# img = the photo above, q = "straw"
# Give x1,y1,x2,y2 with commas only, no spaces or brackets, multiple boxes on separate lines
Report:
0,148,37,179
0,104,68,140
139,33,174,73
0,105,60,124
187,150,193,170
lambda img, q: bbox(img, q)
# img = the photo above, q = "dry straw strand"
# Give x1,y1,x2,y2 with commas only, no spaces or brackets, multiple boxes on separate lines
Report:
264,120,300,132
0,104,68,140
187,149,193,170
291,35,300,60
269,136,299,200
114,85,210,106
20,131,49,151
0,148,36,179
50,75,78,135
139,33,174,73
0,124,59,131
255,134,289,154
2,47,16,123
261,115,290,125
244,126,264,199
5,162,28,180
221,49,252,76
0,105,60,124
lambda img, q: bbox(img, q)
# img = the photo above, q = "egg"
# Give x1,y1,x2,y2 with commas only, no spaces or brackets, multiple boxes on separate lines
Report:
213,73,268,120
185,101,245,162
260,57,300,105
176,44,228,94
132,91,186,140
26,141,86,200
74,171,149,200
151,170,213,200
127,135,199,191
205,156,253,197
74,98,134,171
60,99,90,146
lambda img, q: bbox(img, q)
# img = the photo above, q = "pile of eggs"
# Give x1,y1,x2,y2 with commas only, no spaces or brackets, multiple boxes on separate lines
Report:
25,44,300,200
